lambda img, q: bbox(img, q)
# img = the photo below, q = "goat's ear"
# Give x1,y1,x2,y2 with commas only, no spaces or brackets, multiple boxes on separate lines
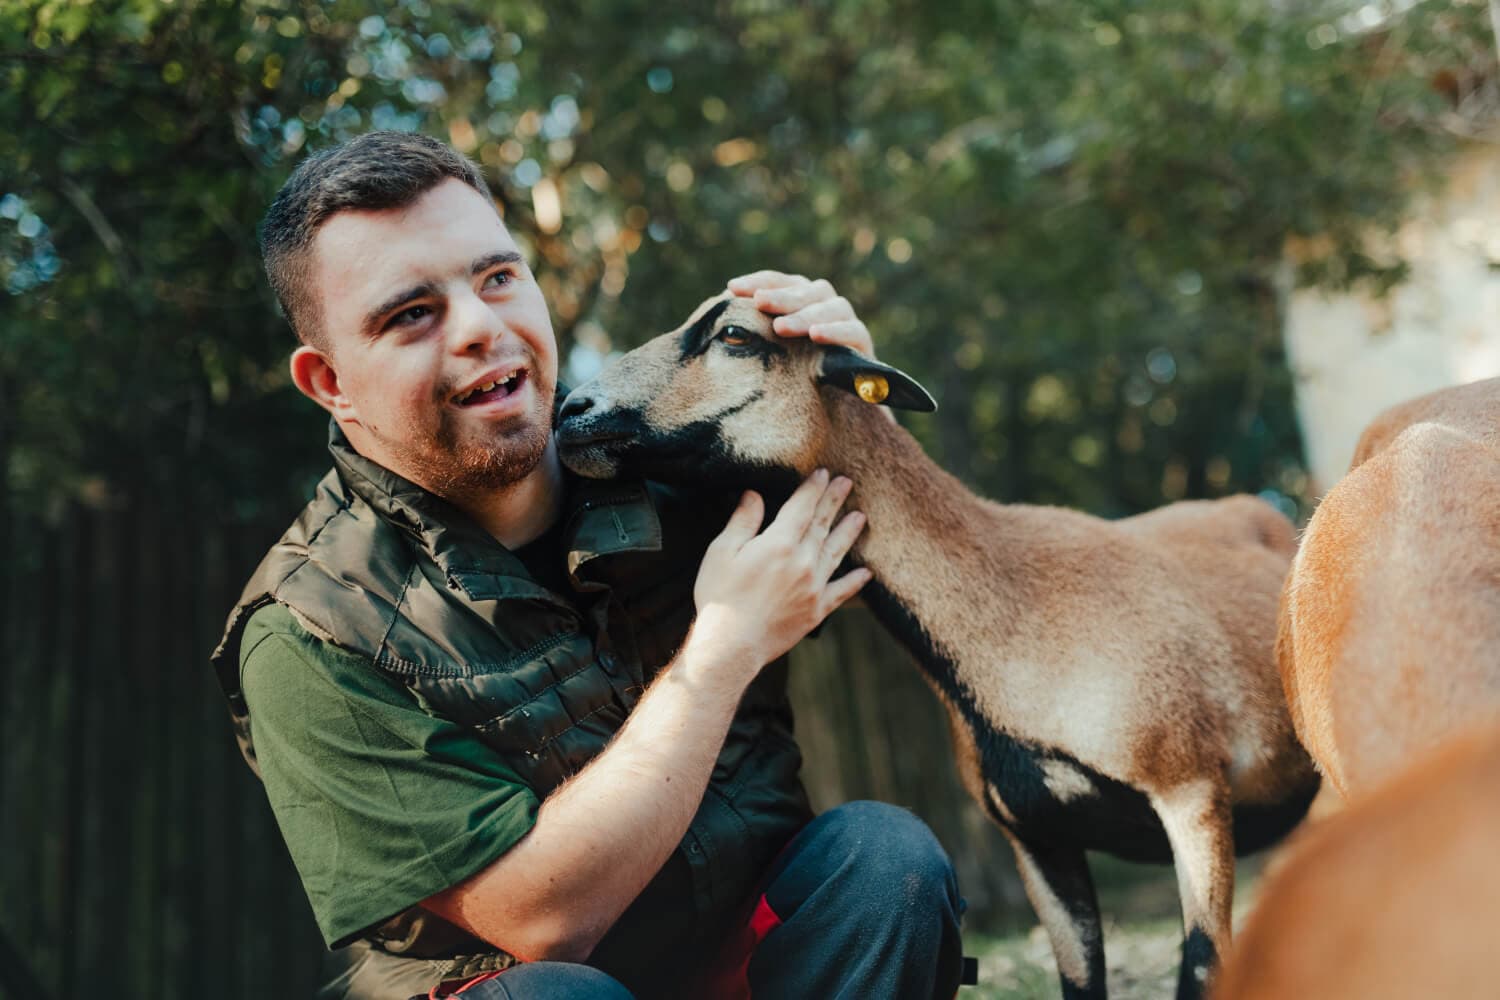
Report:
817,348,937,412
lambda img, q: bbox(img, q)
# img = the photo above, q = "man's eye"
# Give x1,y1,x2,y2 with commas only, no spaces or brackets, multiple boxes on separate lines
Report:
718,326,752,347
392,304,432,326
484,270,512,289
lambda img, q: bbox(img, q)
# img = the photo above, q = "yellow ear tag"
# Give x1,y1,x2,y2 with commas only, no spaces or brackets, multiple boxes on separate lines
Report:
854,374,890,405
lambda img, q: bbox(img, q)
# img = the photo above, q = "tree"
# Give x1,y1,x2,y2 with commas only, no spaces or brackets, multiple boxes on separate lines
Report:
4,0,1493,522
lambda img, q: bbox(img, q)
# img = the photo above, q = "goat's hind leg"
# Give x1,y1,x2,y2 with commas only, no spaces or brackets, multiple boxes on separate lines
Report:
1002,832,1106,1000
1151,779,1235,1000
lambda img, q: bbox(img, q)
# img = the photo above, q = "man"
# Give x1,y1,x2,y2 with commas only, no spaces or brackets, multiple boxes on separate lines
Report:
211,130,964,1000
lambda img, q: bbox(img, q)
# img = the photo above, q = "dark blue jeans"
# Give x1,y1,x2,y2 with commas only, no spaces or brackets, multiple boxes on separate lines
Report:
458,962,632,999
463,801,965,1000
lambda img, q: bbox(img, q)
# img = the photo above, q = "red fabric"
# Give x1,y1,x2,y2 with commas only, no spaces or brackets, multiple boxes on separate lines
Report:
429,891,789,999
748,894,782,941
695,893,784,1000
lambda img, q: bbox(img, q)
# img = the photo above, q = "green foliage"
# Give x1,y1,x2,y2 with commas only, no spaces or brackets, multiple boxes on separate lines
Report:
1,0,1493,519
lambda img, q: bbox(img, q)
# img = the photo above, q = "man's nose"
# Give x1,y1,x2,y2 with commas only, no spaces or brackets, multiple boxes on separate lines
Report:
447,286,505,355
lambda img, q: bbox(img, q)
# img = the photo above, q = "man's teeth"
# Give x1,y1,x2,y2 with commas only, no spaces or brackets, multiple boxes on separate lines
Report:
458,372,521,403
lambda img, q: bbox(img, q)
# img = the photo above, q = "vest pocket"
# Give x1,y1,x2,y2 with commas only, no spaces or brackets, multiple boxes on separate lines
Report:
469,637,633,793
521,693,629,789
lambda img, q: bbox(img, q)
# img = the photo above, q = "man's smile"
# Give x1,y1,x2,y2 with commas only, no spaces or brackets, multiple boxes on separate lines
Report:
452,366,530,409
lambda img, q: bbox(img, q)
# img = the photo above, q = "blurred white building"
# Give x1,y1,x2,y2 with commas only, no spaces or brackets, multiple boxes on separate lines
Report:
1284,145,1500,490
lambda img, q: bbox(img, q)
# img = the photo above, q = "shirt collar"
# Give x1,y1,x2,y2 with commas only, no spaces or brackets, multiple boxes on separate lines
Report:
325,419,662,597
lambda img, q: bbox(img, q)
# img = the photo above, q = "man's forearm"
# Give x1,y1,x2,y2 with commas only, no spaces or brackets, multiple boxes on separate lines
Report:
422,621,753,961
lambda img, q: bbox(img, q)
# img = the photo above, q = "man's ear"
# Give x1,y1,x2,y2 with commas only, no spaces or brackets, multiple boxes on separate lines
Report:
289,346,359,422
817,347,937,412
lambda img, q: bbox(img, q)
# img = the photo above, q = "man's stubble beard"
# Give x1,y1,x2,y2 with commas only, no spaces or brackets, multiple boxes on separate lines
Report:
387,380,557,502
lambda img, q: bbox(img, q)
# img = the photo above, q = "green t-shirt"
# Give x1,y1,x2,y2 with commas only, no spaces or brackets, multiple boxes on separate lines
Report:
239,602,541,948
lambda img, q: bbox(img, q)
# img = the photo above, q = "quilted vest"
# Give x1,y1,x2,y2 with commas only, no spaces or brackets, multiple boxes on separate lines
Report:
210,423,812,993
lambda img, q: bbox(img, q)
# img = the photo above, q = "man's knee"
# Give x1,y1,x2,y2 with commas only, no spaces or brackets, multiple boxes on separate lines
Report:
750,802,965,998
819,800,957,894
462,962,633,1000
777,800,958,911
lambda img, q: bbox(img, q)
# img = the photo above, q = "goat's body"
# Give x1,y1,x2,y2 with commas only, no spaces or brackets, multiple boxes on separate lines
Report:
831,400,1307,807
869,570,1313,857
557,295,1319,999
1279,377,1500,796
826,396,1317,997
1215,720,1500,1000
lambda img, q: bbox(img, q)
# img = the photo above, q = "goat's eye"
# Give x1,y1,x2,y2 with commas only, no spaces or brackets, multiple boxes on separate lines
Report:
718,325,753,347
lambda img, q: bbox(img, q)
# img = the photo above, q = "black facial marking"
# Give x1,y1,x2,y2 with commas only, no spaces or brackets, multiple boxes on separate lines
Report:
678,299,732,358
722,329,789,370
690,389,764,431
559,387,807,496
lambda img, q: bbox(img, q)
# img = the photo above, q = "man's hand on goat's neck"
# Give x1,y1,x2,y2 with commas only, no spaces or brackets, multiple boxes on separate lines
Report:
421,469,870,964
689,470,871,684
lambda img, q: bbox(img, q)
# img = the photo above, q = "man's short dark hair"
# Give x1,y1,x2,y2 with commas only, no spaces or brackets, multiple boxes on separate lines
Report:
260,130,491,348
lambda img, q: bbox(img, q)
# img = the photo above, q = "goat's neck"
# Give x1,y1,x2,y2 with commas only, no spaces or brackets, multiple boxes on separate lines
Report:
821,395,1028,666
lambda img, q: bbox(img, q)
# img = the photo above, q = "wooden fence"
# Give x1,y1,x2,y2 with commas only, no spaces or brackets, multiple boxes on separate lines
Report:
2,505,323,998
1,501,1029,999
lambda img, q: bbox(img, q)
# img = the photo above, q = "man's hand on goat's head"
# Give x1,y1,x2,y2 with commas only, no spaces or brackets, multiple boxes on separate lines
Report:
727,271,876,359
728,270,897,422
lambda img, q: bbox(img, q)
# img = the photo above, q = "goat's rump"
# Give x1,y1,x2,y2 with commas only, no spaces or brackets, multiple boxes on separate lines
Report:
1282,421,1500,793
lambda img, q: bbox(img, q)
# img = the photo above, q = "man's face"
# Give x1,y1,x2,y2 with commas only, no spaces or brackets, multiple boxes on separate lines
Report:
307,178,558,498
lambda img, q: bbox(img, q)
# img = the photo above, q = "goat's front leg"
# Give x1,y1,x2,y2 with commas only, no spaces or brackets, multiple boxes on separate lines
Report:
1151,778,1235,1000
1002,831,1106,1000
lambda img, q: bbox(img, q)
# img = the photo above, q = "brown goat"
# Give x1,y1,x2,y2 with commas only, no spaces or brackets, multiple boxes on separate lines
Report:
1214,720,1500,1000
1278,377,1500,796
555,294,1319,1000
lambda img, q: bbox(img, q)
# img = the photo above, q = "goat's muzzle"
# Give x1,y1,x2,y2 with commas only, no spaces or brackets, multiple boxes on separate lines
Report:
556,395,642,479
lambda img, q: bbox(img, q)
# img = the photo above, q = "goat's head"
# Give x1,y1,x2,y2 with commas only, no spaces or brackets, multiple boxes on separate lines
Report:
556,292,934,489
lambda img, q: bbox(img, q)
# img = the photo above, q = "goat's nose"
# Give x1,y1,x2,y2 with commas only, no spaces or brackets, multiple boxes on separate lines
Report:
559,392,596,423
